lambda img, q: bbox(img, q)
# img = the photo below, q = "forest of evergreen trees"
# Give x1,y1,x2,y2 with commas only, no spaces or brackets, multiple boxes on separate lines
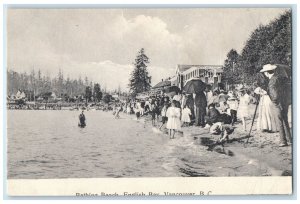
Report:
223,10,292,85
7,69,103,102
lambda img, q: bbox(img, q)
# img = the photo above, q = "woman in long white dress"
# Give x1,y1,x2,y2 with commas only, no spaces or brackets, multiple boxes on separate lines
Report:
254,74,278,132
166,100,181,139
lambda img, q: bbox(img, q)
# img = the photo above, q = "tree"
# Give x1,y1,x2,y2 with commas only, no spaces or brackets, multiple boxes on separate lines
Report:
93,83,102,102
128,48,152,96
238,10,291,84
7,67,103,103
37,69,42,95
223,49,241,86
84,76,89,86
85,86,92,104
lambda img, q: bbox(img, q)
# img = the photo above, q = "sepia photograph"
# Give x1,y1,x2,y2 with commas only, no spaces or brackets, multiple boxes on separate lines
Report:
5,6,294,196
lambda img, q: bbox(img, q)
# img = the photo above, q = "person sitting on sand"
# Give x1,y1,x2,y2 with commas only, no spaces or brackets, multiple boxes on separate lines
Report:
204,103,221,128
78,110,86,127
166,100,181,139
210,122,234,142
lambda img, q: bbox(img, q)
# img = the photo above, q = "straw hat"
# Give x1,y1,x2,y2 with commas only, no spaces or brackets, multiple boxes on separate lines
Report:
260,64,277,72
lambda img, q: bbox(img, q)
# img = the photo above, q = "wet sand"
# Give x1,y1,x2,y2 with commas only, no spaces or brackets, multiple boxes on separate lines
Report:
154,104,293,177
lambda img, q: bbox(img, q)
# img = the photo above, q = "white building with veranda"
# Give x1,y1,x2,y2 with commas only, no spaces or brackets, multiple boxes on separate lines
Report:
175,64,223,89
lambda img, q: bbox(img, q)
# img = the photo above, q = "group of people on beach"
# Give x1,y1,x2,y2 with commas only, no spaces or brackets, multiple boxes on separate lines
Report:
111,84,250,140
84,64,291,146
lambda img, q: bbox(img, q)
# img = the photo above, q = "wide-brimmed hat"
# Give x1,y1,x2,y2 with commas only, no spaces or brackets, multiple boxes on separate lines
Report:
260,64,277,72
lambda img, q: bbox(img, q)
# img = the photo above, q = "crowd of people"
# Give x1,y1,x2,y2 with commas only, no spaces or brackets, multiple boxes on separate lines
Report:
110,84,253,141
110,64,292,147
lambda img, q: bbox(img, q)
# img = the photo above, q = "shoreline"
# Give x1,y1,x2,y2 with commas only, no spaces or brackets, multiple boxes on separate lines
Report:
8,109,292,177
118,110,292,177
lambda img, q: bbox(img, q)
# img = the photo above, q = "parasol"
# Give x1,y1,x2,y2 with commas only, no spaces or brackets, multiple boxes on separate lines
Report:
183,79,206,94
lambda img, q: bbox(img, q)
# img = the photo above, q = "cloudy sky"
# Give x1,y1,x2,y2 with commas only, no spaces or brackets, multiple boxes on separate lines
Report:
7,8,288,91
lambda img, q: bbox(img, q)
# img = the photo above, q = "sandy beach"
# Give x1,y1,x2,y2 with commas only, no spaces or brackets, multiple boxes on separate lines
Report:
138,103,293,177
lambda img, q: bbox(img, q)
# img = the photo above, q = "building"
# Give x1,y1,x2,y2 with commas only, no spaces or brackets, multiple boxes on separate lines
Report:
152,79,171,90
175,64,223,89
169,76,178,86
149,79,172,95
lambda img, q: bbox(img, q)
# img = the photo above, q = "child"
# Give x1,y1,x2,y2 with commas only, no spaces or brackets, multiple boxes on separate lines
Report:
210,122,234,142
181,105,192,127
126,104,131,114
150,103,158,126
115,106,121,119
237,89,250,131
227,95,238,125
166,100,181,139
134,103,141,120
159,103,168,130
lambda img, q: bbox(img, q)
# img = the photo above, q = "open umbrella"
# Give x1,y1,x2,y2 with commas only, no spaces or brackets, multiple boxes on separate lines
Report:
183,79,206,94
164,86,180,93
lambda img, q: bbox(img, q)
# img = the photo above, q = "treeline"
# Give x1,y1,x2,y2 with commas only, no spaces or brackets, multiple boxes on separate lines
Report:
7,69,105,102
223,10,292,85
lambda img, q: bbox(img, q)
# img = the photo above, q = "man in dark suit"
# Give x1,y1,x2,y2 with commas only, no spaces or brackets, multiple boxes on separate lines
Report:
194,91,207,127
260,64,291,147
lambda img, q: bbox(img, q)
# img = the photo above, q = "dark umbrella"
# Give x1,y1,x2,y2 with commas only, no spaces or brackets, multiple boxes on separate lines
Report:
164,86,180,93
183,79,206,94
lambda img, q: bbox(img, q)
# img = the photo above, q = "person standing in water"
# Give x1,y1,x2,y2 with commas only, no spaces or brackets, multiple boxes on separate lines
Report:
78,110,86,128
115,106,121,119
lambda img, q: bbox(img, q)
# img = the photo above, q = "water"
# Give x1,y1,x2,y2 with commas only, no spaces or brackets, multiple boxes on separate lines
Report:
7,110,212,179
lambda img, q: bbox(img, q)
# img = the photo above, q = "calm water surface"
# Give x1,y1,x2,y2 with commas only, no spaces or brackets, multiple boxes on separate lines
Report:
7,110,211,179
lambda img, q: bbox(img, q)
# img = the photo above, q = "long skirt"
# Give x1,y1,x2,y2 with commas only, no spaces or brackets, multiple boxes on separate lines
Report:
257,95,279,132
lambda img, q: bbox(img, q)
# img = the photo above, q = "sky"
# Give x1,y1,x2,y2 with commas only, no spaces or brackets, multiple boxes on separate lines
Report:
7,8,288,91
